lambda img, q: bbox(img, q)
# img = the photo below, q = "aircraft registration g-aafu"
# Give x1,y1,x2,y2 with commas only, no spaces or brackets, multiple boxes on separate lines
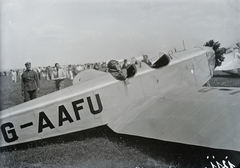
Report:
1,47,240,156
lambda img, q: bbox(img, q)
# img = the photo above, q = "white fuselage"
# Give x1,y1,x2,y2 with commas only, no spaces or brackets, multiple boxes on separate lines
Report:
0,47,215,147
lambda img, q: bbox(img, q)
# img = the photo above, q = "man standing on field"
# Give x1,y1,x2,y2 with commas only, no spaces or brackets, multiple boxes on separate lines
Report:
52,63,66,90
21,62,40,102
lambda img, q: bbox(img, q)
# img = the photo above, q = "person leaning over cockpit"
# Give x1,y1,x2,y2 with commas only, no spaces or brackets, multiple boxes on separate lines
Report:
108,60,127,81
142,55,152,66
122,59,129,69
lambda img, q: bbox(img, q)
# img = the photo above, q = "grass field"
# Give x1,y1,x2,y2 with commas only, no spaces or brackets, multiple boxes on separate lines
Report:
0,75,240,168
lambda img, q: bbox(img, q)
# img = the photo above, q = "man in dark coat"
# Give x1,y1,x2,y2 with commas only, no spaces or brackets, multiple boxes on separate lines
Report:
21,62,40,102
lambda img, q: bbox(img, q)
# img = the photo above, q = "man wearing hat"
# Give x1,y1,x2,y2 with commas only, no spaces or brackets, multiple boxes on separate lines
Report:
21,62,40,102
108,60,128,81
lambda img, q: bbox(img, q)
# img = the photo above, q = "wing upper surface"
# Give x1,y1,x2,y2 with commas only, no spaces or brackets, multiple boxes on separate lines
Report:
215,52,240,71
108,87,240,152
215,60,240,71
73,69,111,85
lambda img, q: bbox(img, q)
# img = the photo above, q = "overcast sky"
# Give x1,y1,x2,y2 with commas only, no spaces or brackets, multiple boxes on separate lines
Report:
0,0,239,70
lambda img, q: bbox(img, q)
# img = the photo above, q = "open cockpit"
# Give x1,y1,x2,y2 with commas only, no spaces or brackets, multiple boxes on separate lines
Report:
73,53,171,83
131,52,171,68
150,53,170,69
125,53,171,79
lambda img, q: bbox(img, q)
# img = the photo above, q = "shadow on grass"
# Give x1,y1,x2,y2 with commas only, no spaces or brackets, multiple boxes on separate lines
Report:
1,125,240,167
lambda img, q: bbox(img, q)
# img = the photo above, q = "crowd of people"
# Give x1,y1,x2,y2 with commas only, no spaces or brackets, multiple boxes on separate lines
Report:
3,41,239,103
1,56,152,102
2,55,152,82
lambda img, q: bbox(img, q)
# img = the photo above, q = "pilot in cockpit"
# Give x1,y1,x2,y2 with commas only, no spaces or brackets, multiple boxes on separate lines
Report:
108,60,128,81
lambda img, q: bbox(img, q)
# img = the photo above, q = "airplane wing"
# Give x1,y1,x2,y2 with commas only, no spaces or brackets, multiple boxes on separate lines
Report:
215,61,240,71
215,52,240,71
108,87,240,152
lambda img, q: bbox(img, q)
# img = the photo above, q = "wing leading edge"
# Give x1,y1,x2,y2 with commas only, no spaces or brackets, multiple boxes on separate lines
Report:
108,87,240,152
